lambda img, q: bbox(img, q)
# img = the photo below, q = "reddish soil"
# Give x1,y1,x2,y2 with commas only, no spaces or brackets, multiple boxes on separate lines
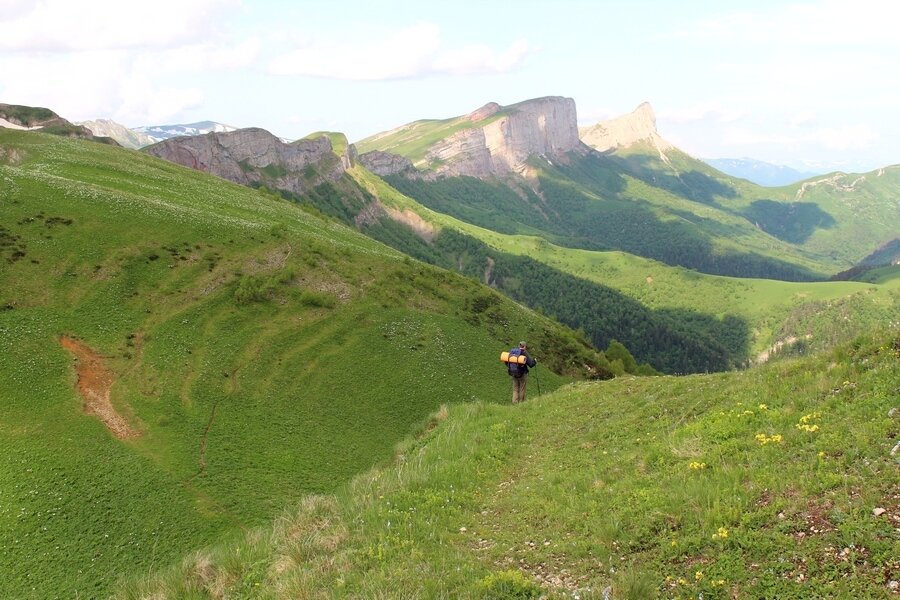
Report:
60,335,139,439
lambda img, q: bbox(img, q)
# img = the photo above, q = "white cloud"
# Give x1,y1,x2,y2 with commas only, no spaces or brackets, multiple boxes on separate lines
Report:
721,127,796,147
658,102,746,124
813,125,878,151
115,75,205,125
268,22,530,80
0,0,256,125
432,39,530,75
132,37,261,74
790,111,818,128
672,0,900,48
0,0,239,52
0,50,204,125
721,123,877,151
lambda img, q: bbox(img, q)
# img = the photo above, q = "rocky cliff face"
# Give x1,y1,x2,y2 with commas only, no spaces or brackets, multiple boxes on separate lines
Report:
579,102,672,153
425,96,587,178
143,128,351,195
358,150,416,177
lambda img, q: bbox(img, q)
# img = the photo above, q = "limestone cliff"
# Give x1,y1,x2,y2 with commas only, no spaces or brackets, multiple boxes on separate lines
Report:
425,96,586,178
143,128,352,195
359,150,416,177
579,102,672,153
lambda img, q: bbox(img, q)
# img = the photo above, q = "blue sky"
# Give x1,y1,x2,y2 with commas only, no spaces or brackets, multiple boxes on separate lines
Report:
1,0,897,171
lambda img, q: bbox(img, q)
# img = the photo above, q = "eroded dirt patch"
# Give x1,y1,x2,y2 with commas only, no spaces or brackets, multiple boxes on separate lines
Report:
60,335,139,439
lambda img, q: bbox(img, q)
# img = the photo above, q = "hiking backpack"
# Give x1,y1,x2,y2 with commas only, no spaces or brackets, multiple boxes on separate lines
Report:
507,347,525,378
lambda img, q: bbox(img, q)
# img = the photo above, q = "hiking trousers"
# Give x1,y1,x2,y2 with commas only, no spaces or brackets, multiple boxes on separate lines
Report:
512,373,528,404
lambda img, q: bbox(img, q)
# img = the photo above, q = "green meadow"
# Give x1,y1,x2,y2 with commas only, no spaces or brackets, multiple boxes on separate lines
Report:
117,331,900,599
0,130,605,598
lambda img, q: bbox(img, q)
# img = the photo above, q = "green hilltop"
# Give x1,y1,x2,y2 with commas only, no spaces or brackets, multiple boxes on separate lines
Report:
0,129,610,598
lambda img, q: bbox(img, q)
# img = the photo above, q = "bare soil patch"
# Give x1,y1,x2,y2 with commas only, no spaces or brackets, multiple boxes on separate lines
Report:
60,335,140,439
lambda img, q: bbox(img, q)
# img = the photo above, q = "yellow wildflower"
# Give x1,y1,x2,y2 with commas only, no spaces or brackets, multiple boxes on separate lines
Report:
758,403,768,410
712,526,729,539
689,461,707,470
695,570,704,581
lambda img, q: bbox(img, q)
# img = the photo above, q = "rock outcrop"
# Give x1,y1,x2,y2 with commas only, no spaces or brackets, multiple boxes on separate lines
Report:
143,128,352,195
579,102,672,153
424,96,586,178
359,150,416,177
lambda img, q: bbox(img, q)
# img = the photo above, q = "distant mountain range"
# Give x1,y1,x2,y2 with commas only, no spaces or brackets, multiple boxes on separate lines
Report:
702,157,820,186
76,119,238,148
133,120,238,142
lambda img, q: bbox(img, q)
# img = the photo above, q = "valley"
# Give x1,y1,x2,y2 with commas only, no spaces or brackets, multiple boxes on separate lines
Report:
0,91,897,598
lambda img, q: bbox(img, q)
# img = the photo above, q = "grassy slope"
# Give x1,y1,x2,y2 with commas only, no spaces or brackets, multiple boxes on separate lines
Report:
117,332,900,599
0,130,603,598
350,166,900,358
355,112,507,166
780,166,900,263
614,143,900,268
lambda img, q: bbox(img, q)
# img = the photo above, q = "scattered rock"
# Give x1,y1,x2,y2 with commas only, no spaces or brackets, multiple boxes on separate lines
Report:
873,507,886,517
891,441,900,456
888,407,898,418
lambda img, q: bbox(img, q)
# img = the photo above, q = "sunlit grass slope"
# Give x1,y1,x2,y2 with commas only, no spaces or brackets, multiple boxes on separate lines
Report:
117,332,899,599
0,130,606,598
611,143,900,269
355,110,507,166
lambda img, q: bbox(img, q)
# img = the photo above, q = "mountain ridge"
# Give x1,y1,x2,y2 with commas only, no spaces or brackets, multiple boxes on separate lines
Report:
579,101,673,156
143,127,353,196
79,118,157,149
357,96,587,178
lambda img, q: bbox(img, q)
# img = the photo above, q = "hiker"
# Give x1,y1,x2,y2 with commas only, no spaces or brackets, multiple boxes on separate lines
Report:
507,341,537,404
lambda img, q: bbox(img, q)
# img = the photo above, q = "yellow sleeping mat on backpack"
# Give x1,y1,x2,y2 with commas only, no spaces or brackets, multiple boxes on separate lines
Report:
500,351,527,364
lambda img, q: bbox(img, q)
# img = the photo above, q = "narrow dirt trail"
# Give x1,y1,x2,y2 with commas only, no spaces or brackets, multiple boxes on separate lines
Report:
59,335,140,439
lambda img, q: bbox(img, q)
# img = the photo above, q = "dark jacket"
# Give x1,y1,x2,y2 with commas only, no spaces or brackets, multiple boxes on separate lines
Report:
510,347,537,374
